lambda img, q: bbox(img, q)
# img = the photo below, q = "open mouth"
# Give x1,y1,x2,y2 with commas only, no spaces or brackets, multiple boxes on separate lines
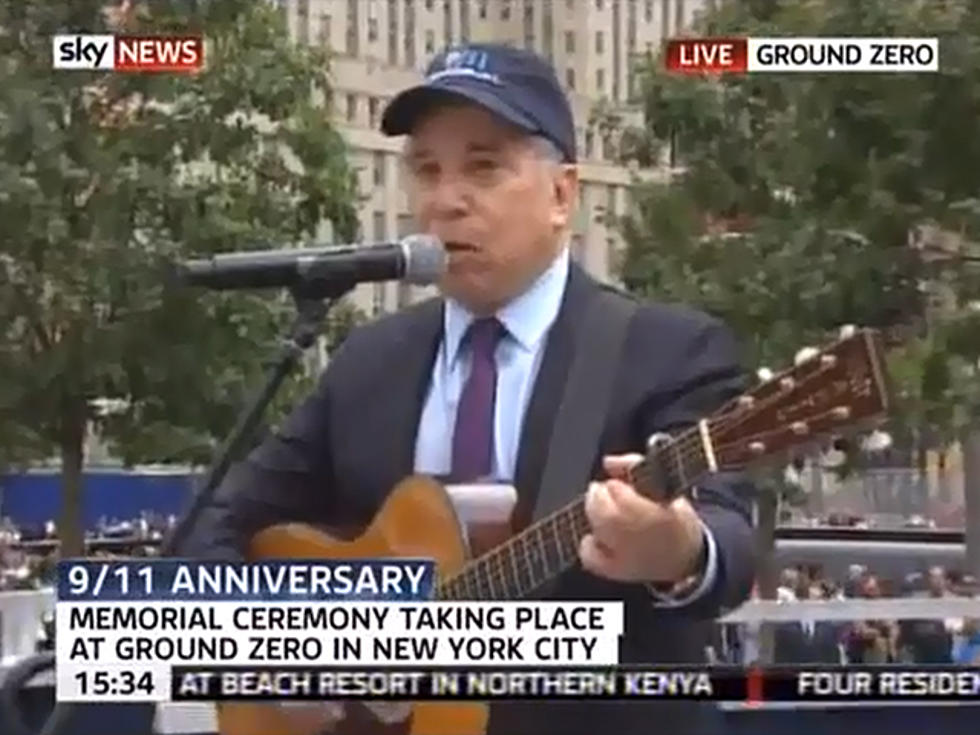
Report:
444,240,478,253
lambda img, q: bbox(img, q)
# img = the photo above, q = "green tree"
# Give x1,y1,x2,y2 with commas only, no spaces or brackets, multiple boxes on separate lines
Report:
618,0,980,613
0,1,359,555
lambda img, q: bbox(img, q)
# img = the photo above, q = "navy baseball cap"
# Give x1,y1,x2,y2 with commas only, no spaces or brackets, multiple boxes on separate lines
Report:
381,43,577,162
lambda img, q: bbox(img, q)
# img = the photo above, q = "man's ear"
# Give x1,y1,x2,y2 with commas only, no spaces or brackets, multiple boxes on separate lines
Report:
550,164,579,229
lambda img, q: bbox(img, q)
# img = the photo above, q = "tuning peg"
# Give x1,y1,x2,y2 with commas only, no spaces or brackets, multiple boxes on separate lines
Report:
838,324,857,339
757,367,774,382
794,346,820,365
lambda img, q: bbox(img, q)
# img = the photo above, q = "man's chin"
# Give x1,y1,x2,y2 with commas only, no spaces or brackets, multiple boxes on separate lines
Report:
440,276,504,315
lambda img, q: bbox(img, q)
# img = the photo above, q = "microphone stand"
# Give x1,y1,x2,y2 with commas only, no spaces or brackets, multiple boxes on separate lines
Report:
38,281,353,735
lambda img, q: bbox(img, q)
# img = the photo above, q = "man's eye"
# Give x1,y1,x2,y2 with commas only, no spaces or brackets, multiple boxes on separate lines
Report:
470,159,499,172
414,162,439,178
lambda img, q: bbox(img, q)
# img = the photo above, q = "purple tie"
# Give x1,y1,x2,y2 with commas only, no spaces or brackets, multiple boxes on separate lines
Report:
451,318,503,481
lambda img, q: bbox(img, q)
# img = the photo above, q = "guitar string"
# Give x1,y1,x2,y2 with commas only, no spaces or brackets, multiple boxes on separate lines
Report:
438,359,864,600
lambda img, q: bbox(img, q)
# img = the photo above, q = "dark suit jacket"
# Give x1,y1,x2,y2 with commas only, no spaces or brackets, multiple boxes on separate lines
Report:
774,621,842,664
184,263,756,735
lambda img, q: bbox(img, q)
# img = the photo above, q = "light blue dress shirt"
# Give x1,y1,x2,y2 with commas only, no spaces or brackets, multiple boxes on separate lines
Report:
413,247,717,605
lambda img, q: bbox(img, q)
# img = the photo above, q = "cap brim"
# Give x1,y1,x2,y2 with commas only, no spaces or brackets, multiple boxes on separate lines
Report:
381,80,539,138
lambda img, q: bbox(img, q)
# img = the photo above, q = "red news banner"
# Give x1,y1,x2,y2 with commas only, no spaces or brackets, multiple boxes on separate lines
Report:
169,666,980,702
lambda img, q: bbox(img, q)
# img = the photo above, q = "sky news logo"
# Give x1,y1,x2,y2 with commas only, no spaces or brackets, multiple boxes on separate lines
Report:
53,34,204,72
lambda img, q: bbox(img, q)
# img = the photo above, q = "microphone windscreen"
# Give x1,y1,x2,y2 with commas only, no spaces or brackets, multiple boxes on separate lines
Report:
401,234,446,285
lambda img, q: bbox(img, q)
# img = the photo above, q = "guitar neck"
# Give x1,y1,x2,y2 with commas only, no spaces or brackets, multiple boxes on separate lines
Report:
435,423,712,601
434,328,891,601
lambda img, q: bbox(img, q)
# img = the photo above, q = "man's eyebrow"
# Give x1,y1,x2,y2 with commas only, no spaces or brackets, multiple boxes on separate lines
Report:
402,139,508,162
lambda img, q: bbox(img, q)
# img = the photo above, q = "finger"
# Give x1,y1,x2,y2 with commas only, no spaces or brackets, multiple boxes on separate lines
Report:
578,533,618,578
605,479,668,527
584,482,619,530
603,453,644,480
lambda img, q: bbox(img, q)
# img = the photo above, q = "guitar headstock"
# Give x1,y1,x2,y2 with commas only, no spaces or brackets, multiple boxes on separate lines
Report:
711,326,891,468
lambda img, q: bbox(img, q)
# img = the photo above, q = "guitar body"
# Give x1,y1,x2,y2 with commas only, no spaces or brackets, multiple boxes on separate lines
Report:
217,475,495,735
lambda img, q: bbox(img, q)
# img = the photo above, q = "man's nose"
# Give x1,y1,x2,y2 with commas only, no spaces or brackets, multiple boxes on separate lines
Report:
426,172,469,218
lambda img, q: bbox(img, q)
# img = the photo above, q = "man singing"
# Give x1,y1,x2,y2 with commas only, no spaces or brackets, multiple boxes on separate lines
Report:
193,43,756,735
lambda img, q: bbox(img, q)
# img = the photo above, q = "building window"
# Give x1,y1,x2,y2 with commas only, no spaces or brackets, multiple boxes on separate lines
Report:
406,0,416,66
368,17,379,42
571,234,585,262
596,0,604,9
478,1,488,19
645,0,654,23
501,0,511,20
425,30,435,53
543,1,553,59
596,31,604,54
444,0,452,47
628,4,637,49
368,97,380,127
318,13,331,46
566,67,575,89
373,210,387,239
297,0,310,45
346,0,360,54
460,0,471,41
387,0,397,63
602,134,614,160
406,35,416,66
373,152,385,186
596,68,605,92
523,1,534,49
565,31,575,53
585,129,594,157
425,0,434,10
346,93,357,122
662,0,670,36
566,0,574,9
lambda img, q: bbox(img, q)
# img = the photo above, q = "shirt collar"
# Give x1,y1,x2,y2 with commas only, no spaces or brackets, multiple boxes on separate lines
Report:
444,246,570,365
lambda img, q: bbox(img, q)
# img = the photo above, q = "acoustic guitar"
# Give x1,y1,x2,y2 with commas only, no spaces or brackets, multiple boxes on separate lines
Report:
217,326,891,735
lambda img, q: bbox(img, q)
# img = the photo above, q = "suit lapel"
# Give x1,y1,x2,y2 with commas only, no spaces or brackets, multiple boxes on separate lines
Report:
387,298,445,480
513,263,597,524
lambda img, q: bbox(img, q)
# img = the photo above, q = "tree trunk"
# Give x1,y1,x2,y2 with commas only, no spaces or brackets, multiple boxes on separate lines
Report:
59,407,87,558
962,430,980,581
754,486,779,665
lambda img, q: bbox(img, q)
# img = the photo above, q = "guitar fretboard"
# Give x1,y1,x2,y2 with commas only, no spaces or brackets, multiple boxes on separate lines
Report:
434,423,711,601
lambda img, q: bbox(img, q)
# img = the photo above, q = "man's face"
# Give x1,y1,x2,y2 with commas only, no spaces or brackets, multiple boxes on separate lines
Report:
403,102,577,314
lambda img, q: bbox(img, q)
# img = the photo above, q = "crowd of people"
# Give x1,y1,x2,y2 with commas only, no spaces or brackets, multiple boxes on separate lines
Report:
708,563,980,666
0,514,172,591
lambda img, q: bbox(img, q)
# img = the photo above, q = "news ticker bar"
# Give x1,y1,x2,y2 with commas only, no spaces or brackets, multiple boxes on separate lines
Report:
166,666,980,702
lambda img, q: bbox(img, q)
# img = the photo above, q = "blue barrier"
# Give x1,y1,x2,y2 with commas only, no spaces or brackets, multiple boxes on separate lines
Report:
0,470,197,531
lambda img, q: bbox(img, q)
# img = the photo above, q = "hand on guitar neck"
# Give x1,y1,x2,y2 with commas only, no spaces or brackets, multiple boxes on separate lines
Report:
580,454,707,585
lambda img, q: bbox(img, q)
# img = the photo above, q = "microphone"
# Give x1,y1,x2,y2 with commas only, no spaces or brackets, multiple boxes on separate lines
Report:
172,234,446,291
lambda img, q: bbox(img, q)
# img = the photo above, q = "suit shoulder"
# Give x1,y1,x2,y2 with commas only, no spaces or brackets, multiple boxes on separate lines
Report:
595,281,727,336
331,297,441,359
